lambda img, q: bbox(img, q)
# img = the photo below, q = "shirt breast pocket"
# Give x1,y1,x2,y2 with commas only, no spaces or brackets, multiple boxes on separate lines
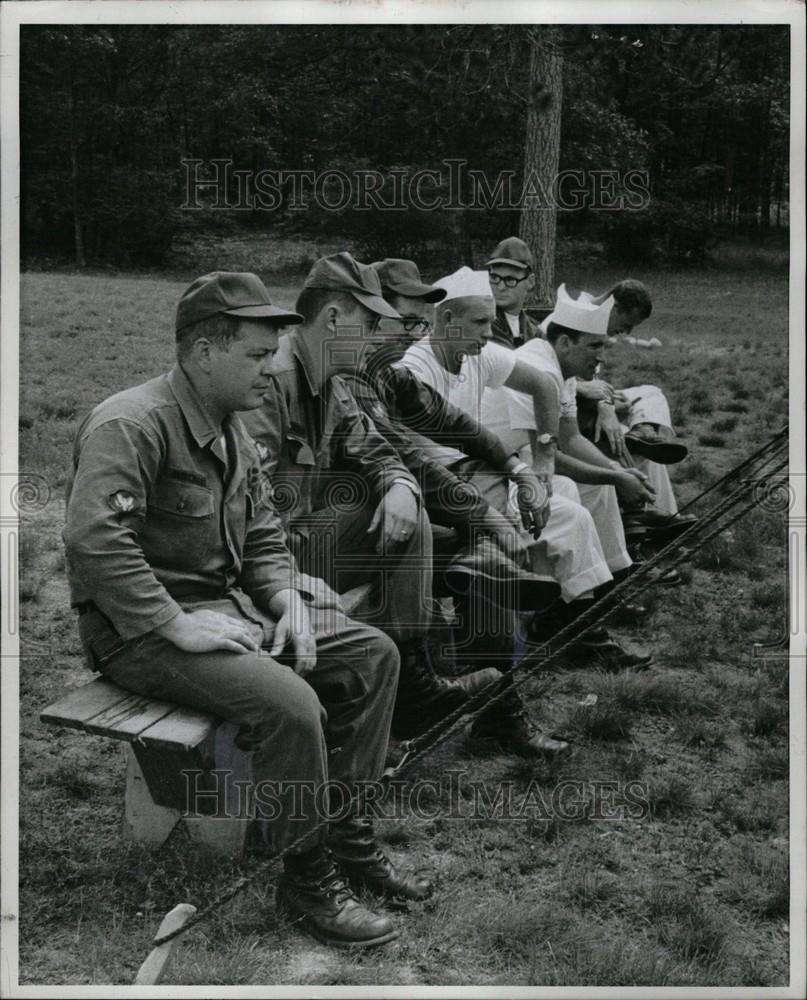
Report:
146,479,215,569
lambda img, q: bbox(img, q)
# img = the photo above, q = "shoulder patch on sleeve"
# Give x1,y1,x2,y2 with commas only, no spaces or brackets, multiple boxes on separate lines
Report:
108,490,136,513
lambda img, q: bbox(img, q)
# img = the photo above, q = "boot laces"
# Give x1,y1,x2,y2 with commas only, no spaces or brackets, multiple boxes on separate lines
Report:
317,862,357,906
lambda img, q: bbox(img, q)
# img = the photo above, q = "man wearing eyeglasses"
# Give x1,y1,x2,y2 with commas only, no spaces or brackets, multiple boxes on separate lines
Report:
486,237,543,350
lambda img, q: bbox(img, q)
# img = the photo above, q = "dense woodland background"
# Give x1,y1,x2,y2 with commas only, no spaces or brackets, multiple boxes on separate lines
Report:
20,24,790,272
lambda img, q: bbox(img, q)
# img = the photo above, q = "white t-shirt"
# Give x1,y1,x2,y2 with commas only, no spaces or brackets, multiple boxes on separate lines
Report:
400,336,516,465
506,337,578,431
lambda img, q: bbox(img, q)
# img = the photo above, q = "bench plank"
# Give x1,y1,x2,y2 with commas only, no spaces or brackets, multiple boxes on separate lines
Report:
83,694,178,740
138,706,217,751
40,678,135,730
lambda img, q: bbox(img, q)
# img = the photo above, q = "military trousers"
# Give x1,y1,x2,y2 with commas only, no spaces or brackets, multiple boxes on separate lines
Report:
90,593,399,854
290,501,434,645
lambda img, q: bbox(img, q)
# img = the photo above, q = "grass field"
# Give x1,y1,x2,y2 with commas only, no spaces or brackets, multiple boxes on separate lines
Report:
16,254,790,987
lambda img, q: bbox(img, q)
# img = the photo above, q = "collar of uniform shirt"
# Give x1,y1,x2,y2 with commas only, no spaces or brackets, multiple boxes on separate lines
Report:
287,330,321,398
167,364,226,449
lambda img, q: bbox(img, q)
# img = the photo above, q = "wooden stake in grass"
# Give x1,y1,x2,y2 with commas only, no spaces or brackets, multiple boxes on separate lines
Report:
134,903,197,985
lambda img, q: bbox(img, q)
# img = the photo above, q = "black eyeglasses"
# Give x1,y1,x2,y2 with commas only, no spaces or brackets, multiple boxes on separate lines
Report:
400,317,431,334
488,272,530,288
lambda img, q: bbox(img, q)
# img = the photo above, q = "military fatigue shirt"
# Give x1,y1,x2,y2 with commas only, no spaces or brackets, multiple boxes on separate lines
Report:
342,364,517,527
64,365,303,640
239,332,420,527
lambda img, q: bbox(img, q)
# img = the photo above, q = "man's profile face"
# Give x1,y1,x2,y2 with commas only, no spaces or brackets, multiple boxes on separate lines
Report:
608,305,646,335
363,293,433,367
557,331,607,380
487,262,533,313
441,296,495,358
209,319,281,411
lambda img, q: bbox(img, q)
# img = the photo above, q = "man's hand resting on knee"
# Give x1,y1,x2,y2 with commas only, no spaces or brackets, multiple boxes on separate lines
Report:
268,588,317,677
156,609,262,655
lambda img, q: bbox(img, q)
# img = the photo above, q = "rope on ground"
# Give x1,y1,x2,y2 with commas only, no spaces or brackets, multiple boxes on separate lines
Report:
147,435,788,952
675,424,787,516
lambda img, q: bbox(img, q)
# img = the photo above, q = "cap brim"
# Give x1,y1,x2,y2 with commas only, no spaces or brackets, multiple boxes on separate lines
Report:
224,304,303,325
349,289,402,318
385,281,447,303
485,257,531,270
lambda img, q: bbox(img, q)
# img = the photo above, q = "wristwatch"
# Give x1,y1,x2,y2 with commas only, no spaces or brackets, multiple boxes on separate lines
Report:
535,433,558,446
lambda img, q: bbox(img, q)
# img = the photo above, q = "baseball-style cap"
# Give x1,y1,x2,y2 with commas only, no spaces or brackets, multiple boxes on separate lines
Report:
486,236,535,271
371,259,447,303
433,266,493,302
176,271,303,332
302,252,401,318
546,283,614,335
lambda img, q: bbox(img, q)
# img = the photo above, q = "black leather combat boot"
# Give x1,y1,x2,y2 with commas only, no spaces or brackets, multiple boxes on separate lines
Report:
529,601,653,671
469,682,571,758
392,639,502,738
276,844,398,948
329,814,433,901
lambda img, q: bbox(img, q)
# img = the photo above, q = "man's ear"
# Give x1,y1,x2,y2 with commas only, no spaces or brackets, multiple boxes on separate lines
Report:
324,304,339,331
191,337,214,373
526,272,536,291
555,333,570,354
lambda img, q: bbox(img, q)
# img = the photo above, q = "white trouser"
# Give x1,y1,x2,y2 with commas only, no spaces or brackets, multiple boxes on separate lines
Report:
620,384,673,430
507,473,613,603
575,481,633,574
632,456,678,514
619,384,679,514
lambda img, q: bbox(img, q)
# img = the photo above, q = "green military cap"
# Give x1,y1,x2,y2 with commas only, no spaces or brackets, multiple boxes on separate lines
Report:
486,237,534,271
303,252,401,318
176,271,303,332
371,259,446,303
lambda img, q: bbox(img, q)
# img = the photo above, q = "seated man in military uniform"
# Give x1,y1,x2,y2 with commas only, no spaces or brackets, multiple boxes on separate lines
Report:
239,253,501,741
64,271,428,950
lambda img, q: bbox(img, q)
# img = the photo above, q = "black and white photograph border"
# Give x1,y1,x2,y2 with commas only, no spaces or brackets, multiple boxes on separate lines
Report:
1,0,805,995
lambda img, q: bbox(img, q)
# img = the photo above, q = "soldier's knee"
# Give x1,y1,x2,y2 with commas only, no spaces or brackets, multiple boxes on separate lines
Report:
253,667,323,732
355,626,400,687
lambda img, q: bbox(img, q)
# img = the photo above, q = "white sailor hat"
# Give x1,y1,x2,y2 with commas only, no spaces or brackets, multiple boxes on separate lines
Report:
433,266,493,302
546,283,614,335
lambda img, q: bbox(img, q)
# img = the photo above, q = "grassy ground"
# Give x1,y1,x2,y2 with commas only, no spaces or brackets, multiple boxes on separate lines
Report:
16,256,790,986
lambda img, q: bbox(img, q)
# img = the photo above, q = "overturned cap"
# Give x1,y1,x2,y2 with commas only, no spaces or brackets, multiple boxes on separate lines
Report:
546,283,614,336
433,266,493,302
486,236,534,271
302,252,400,318
371,259,446,303
176,271,303,332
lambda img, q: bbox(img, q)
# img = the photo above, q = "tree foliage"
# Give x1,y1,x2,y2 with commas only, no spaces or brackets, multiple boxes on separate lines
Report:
20,24,790,266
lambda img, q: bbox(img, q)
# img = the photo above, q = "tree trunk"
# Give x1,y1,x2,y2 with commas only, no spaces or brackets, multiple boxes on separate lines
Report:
68,80,86,268
519,30,562,307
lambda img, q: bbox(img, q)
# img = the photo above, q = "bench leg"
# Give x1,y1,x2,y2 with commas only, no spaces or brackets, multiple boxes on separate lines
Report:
123,748,181,847
182,722,253,858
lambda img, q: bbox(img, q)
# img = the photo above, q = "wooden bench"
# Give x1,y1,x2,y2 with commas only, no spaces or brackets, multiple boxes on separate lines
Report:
40,583,374,858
